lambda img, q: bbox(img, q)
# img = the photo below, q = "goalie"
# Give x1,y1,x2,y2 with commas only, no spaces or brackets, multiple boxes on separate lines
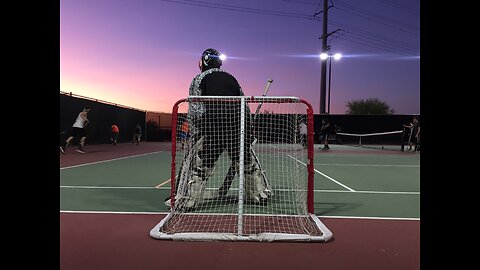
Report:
166,48,272,211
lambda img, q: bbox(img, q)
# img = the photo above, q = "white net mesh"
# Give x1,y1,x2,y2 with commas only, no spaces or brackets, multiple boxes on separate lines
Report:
150,96,332,242
336,130,404,151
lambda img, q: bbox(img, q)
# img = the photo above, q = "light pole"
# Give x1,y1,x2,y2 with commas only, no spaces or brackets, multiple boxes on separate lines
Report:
328,57,332,114
320,53,342,114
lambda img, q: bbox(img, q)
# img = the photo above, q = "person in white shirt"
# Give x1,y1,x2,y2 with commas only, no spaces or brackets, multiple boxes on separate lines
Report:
299,122,307,148
60,107,91,154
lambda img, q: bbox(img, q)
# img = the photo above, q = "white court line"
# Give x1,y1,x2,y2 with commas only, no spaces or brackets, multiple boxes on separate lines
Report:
317,189,419,195
60,151,163,170
59,210,419,221
316,163,419,167
312,153,419,158
319,215,419,221
270,144,355,191
288,154,356,192
60,185,418,195
60,185,155,189
60,210,165,215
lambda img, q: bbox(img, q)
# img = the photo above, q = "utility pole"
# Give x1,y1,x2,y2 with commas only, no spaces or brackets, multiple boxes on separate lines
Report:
316,1,341,115
320,0,328,115
328,57,332,114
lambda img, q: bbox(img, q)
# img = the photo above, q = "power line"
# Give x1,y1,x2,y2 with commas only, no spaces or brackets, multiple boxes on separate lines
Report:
377,0,420,16
157,0,419,55
330,20,419,54
336,35,416,56
314,0,323,15
334,0,419,35
282,0,317,6
157,0,316,20
284,0,419,54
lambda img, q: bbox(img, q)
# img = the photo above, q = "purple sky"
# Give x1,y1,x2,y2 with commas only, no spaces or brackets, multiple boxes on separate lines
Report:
60,0,419,114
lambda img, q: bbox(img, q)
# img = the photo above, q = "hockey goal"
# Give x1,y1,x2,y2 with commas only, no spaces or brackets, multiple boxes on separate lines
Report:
150,96,332,242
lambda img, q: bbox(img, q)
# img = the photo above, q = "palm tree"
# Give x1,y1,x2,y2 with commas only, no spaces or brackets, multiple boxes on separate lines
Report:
346,98,394,115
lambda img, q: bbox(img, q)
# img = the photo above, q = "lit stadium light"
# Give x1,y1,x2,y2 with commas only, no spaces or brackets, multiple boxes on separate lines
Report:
320,53,342,60
219,54,227,61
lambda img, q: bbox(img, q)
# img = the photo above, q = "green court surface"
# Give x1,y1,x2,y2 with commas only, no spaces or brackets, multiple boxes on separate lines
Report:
60,145,419,219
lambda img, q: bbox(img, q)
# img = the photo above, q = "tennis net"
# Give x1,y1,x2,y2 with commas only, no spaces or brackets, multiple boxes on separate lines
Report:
335,130,404,151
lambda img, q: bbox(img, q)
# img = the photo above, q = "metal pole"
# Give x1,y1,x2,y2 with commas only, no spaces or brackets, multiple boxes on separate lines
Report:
144,110,148,142
320,0,328,114
328,57,332,114
237,97,245,236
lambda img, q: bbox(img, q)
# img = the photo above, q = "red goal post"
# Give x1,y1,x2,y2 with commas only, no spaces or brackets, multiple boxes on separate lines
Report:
150,96,333,242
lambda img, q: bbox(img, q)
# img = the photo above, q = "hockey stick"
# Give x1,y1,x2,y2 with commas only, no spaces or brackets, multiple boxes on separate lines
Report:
218,79,273,197
254,79,273,116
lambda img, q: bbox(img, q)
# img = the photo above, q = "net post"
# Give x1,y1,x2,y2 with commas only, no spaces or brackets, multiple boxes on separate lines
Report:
170,99,186,209
237,97,246,236
400,128,405,151
301,99,315,213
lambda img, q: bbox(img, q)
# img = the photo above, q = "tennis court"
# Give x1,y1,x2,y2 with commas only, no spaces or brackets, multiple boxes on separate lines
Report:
60,142,419,270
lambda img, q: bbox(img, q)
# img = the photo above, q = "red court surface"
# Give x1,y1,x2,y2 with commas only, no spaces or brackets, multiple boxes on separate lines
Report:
60,212,419,270
59,142,171,168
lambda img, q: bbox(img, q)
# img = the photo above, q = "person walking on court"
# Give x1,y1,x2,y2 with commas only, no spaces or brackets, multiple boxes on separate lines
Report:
319,118,331,151
299,121,308,149
403,116,420,151
133,123,142,145
111,122,119,145
60,107,91,154
179,120,189,150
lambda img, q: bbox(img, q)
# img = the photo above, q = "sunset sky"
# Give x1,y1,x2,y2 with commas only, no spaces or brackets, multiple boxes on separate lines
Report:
60,0,420,114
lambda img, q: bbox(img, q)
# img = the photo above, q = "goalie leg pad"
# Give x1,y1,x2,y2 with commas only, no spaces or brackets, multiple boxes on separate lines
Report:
166,136,213,210
184,174,206,208
244,162,272,203
178,166,214,209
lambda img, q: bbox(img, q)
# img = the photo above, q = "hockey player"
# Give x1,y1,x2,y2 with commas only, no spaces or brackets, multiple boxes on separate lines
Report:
167,48,271,210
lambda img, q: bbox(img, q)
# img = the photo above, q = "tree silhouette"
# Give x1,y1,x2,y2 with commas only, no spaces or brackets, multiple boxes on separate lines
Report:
346,98,394,115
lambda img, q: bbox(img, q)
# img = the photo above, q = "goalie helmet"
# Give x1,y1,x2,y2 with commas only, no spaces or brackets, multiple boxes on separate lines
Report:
199,48,222,71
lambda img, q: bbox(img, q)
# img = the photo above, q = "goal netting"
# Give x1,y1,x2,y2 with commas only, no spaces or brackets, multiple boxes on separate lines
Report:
150,96,332,242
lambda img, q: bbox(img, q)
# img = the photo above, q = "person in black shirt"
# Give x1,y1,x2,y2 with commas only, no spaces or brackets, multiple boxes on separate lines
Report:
168,48,271,210
133,123,142,145
319,118,331,151
403,116,420,151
